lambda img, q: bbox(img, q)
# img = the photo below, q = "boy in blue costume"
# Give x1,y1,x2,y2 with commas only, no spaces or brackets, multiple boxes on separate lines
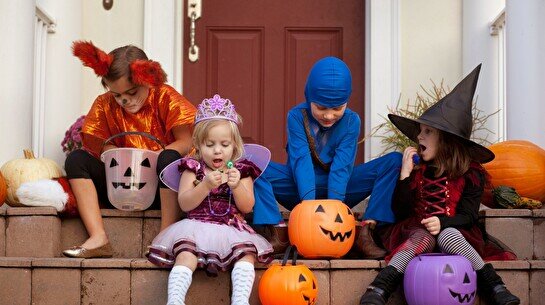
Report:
254,57,402,258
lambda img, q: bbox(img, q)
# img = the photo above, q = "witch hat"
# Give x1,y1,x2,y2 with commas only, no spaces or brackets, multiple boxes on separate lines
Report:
388,64,494,163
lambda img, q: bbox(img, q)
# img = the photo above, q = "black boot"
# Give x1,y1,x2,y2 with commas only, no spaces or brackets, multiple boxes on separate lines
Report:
477,263,520,305
359,265,403,305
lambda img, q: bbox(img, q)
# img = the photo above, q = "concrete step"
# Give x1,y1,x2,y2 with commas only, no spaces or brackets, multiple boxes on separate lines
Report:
1,206,543,261
0,257,539,305
479,208,545,260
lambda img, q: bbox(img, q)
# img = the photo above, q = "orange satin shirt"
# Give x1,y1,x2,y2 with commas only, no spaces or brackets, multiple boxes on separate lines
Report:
82,84,196,158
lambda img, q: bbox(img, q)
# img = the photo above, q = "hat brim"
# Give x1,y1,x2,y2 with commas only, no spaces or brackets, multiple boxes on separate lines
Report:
159,143,272,192
388,114,495,164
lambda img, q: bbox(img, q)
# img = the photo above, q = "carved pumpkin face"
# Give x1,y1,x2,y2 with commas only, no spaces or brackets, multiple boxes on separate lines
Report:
404,254,477,305
259,263,318,305
289,199,356,258
101,148,159,210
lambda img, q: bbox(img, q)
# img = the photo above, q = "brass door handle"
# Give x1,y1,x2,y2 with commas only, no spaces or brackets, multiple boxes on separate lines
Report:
188,0,201,62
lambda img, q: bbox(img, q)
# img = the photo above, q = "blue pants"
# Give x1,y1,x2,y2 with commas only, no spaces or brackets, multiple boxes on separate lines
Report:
253,152,402,225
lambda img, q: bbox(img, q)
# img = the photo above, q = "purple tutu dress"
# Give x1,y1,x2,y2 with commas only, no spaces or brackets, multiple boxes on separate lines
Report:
147,157,273,276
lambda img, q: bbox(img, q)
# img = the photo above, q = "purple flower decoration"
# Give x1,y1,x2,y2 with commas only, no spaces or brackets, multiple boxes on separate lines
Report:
61,115,86,155
208,94,227,111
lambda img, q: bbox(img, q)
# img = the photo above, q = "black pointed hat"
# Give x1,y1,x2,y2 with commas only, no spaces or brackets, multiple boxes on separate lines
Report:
388,64,495,163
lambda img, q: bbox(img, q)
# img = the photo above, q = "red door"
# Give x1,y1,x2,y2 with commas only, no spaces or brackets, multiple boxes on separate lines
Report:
183,0,365,163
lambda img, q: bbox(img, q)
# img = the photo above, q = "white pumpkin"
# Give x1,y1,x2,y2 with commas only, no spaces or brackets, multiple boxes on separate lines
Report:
0,149,64,206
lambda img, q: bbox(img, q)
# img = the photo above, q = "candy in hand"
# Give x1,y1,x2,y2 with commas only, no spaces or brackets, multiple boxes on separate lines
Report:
220,172,228,184
412,154,420,165
227,161,234,169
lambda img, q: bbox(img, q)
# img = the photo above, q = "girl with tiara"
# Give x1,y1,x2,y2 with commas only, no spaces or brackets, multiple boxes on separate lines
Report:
147,95,273,305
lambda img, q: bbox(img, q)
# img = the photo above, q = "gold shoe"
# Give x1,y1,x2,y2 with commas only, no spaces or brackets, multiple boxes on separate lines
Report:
62,242,114,258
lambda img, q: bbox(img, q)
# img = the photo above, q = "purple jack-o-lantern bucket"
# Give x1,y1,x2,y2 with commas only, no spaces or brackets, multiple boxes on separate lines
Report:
404,253,476,305
100,132,163,211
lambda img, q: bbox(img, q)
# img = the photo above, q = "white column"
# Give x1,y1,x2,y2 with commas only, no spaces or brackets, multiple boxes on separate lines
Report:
462,0,505,144
0,0,35,164
365,0,400,160
506,0,545,148
38,0,83,166
144,0,183,92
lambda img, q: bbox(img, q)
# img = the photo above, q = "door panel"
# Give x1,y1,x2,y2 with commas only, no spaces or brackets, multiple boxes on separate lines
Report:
183,0,364,163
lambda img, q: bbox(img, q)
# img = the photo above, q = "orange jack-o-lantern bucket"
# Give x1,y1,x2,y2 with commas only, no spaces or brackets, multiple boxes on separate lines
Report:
259,246,318,305
289,199,356,258
100,132,163,211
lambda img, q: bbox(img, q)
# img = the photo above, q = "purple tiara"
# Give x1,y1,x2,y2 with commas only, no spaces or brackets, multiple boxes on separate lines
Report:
194,94,239,124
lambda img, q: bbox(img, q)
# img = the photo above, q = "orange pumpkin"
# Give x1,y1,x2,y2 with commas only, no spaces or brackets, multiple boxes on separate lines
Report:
482,140,545,206
259,247,318,305
0,172,7,206
288,199,355,258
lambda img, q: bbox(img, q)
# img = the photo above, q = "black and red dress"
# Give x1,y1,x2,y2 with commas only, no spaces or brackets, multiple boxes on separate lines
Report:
379,162,516,262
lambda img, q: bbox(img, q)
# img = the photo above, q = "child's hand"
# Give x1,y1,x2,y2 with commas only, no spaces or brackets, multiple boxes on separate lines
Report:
400,146,418,179
203,170,223,189
421,216,441,235
226,167,241,189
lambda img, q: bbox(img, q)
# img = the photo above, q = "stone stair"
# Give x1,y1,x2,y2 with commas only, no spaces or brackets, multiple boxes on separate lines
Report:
0,205,543,305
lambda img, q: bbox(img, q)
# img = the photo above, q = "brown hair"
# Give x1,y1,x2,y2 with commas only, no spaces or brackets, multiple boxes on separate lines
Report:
101,45,148,87
431,131,472,179
190,117,245,161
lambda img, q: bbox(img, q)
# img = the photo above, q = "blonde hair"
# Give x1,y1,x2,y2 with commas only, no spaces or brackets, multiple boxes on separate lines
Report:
191,117,245,161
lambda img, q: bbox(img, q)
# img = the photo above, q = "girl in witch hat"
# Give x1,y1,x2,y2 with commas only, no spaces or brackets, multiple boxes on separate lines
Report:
62,41,196,258
359,65,520,305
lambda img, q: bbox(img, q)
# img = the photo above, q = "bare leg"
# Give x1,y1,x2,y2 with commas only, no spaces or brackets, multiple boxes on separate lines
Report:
160,188,183,230
175,251,199,270
238,254,256,265
70,178,109,249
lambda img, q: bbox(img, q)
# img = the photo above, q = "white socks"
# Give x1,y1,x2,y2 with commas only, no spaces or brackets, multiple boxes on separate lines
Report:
167,265,193,305
231,261,255,305
167,262,254,305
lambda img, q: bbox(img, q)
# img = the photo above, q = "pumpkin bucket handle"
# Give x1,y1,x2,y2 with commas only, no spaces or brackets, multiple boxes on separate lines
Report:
281,245,299,266
102,131,165,149
300,187,344,200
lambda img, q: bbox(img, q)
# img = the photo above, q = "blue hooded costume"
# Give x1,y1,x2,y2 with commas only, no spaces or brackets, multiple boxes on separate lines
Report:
253,57,401,224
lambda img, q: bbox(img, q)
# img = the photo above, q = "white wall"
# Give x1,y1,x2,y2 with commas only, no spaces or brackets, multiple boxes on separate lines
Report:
365,0,463,157
400,0,463,102
0,1,35,164
81,0,144,111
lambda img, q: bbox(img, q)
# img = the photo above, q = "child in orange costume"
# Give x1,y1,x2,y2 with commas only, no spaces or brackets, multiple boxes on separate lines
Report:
63,41,196,258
